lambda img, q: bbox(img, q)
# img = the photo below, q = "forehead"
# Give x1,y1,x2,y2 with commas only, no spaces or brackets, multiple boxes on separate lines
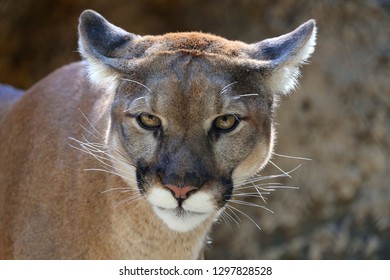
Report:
144,54,232,121
140,51,262,95
125,31,265,98
131,53,268,125
141,32,248,58
146,53,231,92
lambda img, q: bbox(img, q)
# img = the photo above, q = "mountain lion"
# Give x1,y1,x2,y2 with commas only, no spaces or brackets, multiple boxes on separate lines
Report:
0,10,316,259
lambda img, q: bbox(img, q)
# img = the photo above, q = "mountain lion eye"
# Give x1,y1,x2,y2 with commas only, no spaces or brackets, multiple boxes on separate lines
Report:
213,114,239,132
137,113,161,130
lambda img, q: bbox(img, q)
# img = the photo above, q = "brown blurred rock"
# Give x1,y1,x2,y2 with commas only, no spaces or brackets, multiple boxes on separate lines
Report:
1,0,389,259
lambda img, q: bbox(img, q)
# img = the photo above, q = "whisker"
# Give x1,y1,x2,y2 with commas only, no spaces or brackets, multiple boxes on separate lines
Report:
70,137,133,169
235,182,284,190
101,187,137,194
219,211,233,230
226,205,262,231
269,160,292,178
220,208,240,230
74,145,114,168
242,164,303,185
114,194,144,208
67,142,110,167
84,168,138,183
68,113,142,196
123,97,149,113
77,132,129,160
132,96,148,104
234,164,302,182
236,184,298,192
220,81,238,94
252,183,269,203
231,93,259,100
78,108,103,137
232,191,271,196
235,183,272,203
232,193,271,198
272,152,312,161
123,104,146,113
231,194,270,204
68,133,139,189
226,206,242,223
121,78,153,93
79,124,102,141
260,185,299,191
229,199,274,213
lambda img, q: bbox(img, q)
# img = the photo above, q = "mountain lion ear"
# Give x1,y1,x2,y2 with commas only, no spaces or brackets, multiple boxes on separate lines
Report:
78,10,139,90
249,20,317,95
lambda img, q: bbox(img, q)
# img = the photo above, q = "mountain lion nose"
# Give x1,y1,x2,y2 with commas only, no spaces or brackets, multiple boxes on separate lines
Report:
165,184,197,200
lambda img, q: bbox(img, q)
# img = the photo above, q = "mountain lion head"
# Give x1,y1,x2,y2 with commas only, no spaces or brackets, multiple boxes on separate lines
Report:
77,10,316,232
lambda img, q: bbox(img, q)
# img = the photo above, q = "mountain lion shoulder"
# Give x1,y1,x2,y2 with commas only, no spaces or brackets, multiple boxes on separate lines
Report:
0,10,316,259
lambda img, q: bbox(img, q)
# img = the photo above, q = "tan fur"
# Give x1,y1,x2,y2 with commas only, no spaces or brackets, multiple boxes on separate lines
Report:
0,10,316,259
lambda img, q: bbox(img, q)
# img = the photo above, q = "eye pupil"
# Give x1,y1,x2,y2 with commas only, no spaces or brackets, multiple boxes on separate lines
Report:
214,114,239,132
137,113,161,129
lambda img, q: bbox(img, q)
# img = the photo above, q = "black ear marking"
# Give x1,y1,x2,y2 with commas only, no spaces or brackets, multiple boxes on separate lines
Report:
246,20,317,95
79,10,130,58
78,10,138,67
249,20,316,67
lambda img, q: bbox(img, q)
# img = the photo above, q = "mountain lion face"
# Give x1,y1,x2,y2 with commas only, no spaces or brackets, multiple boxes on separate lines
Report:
109,53,274,231
78,10,316,232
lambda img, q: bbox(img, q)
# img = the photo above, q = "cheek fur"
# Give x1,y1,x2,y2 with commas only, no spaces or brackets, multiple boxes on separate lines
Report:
232,125,274,183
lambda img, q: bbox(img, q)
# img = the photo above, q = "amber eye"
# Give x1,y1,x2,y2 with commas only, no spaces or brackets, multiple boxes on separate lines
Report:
213,114,239,132
137,113,161,130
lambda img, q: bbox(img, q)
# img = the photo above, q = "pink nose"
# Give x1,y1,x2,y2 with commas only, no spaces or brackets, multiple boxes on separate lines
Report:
165,184,197,200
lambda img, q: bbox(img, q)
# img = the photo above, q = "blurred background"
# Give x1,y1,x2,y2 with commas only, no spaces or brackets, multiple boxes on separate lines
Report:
1,0,389,259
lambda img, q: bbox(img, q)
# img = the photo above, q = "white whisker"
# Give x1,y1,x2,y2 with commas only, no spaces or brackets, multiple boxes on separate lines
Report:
121,78,153,93
68,132,139,188
219,211,233,230
101,187,137,194
220,81,238,94
123,96,150,113
232,192,271,198
220,208,240,229
73,144,113,168
244,164,303,185
260,185,299,191
229,199,274,213
231,93,259,100
226,205,262,231
70,136,133,170
79,124,102,141
251,183,269,203
235,182,283,190
114,194,144,208
132,96,148,103
123,104,146,113
78,108,103,137
269,160,292,178
84,168,138,184
226,206,242,223
272,152,312,161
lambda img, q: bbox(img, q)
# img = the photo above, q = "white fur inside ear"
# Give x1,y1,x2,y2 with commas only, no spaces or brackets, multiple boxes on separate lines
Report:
78,39,119,93
267,25,317,95
82,58,119,93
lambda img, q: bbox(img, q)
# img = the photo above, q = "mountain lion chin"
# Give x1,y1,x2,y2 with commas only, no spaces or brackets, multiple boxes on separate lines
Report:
152,206,212,233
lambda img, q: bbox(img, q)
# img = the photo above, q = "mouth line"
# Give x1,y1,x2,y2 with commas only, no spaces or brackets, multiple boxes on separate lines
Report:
157,206,208,216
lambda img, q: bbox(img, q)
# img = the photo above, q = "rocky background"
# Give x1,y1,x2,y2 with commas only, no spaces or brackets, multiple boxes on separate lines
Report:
1,0,389,259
